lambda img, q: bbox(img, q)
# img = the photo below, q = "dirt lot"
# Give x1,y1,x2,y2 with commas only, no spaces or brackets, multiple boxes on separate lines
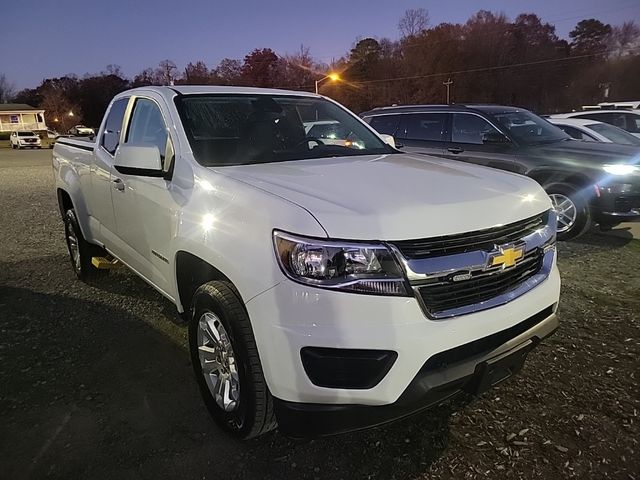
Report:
1,148,638,480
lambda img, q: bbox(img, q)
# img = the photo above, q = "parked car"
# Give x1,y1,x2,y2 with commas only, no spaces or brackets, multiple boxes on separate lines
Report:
68,124,95,136
46,129,60,148
583,101,640,110
303,120,366,148
548,118,640,146
549,110,640,138
10,131,42,149
361,104,640,239
53,86,560,439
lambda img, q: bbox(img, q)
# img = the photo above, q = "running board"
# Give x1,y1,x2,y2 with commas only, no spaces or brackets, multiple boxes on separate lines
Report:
91,256,121,269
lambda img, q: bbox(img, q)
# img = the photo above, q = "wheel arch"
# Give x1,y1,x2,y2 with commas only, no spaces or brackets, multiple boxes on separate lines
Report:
175,251,244,315
56,188,74,217
527,168,594,192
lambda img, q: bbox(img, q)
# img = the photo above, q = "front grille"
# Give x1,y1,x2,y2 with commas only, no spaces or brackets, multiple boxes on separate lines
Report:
417,248,545,315
393,211,549,259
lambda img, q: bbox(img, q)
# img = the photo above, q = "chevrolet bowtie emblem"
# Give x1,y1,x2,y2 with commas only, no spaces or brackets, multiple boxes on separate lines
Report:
488,244,525,269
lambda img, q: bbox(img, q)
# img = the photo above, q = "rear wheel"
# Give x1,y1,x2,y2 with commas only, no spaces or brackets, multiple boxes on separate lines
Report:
546,183,591,240
63,209,108,281
189,281,276,439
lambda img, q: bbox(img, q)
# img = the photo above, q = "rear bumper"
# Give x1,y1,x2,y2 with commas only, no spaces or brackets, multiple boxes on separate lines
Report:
275,307,558,437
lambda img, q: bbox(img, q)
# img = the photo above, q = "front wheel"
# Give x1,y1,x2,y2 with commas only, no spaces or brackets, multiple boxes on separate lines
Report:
63,209,108,281
189,281,276,439
546,183,591,240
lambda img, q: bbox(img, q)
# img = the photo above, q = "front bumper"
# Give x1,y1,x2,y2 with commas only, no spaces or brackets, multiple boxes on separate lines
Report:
246,260,560,411
275,306,557,437
593,182,640,223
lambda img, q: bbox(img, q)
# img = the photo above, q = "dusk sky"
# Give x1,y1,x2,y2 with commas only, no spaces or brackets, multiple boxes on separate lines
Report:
3,0,639,90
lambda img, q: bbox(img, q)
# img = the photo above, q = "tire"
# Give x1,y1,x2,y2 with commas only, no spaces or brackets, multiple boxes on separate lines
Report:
62,209,108,281
189,281,276,439
545,183,591,241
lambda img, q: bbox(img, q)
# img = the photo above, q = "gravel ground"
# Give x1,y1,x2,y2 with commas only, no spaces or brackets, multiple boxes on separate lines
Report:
1,149,638,480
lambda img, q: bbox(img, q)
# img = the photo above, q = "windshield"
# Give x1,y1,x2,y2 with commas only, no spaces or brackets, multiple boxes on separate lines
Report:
175,94,394,166
587,122,640,145
18,132,35,137
491,110,569,145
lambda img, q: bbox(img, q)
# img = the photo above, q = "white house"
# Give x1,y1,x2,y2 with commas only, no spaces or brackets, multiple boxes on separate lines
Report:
0,104,47,133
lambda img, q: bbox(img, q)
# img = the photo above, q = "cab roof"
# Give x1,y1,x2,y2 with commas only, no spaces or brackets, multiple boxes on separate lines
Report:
119,85,320,101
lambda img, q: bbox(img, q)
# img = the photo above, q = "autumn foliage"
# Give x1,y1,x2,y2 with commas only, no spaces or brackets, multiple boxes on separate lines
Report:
10,11,640,129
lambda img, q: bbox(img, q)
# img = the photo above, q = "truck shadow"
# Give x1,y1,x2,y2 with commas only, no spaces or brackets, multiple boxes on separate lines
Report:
0,284,453,480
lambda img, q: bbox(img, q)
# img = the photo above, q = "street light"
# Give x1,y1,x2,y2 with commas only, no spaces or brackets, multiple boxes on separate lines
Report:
315,73,340,94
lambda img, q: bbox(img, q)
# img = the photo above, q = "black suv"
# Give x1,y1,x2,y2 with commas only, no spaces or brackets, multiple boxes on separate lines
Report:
361,104,640,239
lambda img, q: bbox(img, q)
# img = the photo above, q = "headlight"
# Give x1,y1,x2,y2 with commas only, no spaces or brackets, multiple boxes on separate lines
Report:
602,164,638,175
273,231,408,296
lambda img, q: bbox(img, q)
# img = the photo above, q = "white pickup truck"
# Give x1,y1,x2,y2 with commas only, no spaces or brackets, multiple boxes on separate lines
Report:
53,86,560,439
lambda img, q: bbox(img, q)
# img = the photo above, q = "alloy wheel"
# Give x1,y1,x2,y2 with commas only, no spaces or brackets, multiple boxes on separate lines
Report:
549,193,577,233
65,219,81,272
197,312,240,412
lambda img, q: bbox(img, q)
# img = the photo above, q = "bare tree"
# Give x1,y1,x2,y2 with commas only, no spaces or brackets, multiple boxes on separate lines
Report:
0,74,16,103
398,8,430,38
103,64,123,77
608,21,640,57
215,58,242,84
40,87,81,133
155,60,178,85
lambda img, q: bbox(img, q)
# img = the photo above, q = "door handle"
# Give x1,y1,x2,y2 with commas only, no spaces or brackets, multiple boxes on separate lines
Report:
447,147,464,154
112,178,125,191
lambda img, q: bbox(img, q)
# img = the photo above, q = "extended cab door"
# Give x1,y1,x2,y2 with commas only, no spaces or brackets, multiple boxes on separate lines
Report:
395,113,447,157
89,97,129,240
442,112,520,172
109,95,177,298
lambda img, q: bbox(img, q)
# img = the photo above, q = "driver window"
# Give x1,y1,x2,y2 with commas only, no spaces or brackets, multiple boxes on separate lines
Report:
125,98,169,163
451,113,500,144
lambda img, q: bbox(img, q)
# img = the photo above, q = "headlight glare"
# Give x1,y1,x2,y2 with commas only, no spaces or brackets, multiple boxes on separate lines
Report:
274,231,408,296
602,164,638,175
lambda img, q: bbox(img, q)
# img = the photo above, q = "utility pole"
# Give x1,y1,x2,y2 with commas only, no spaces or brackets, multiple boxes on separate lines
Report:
443,78,454,104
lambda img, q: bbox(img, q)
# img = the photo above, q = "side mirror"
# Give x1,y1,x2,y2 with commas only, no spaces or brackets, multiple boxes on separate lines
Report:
379,134,403,148
482,131,511,145
114,144,163,177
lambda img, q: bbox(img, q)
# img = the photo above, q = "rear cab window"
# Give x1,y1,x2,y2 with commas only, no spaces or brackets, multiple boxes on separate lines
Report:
101,98,129,156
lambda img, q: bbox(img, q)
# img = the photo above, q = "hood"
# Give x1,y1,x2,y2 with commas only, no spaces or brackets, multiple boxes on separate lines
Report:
525,139,640,166
217,154,550,240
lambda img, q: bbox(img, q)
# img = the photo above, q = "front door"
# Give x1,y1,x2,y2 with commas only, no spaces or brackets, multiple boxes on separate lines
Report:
89,97,129,241
442,113,519,173
110,96,177,297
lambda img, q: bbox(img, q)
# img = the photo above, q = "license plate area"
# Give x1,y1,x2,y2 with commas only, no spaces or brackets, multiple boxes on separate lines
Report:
465,339,534,395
